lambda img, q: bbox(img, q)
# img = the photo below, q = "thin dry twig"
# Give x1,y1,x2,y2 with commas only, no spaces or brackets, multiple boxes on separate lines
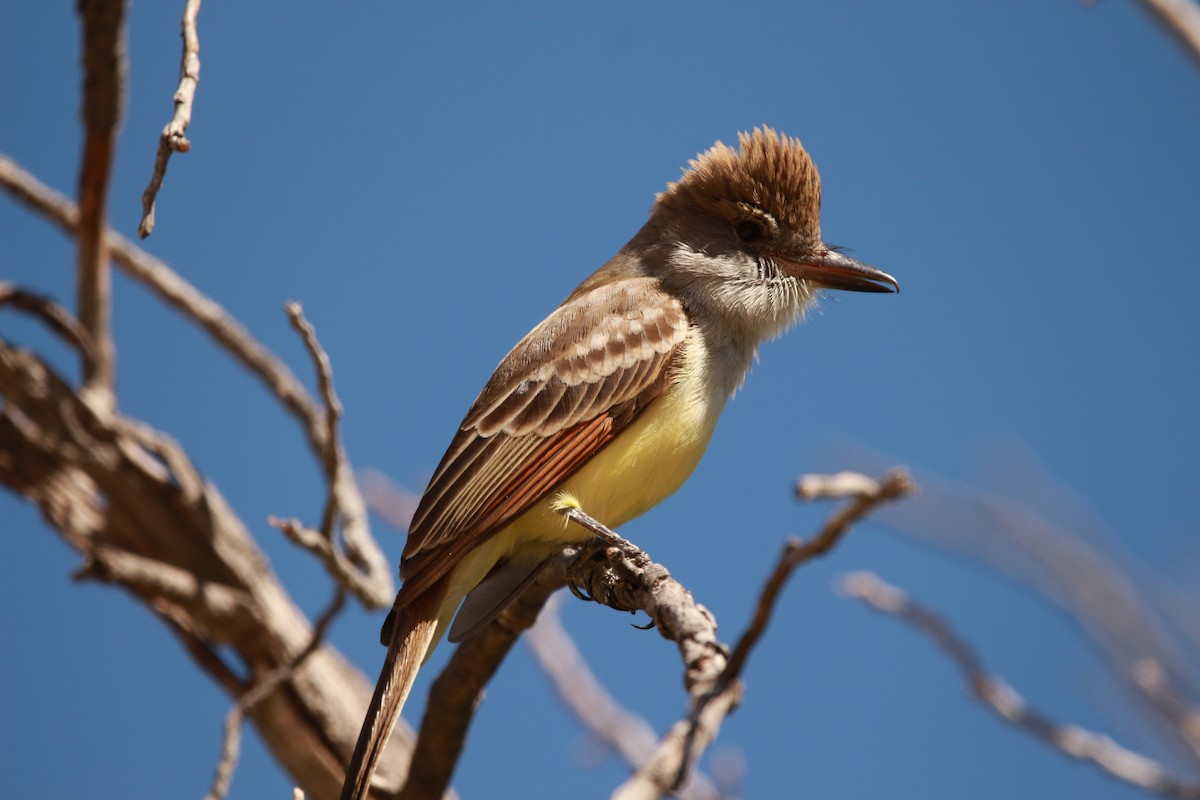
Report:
0,153,395,609
551,507,735,800
0,153,324,449
1136,0,1200,65
724,467,916,680
140,0,202,238
841,571,1200,800
0,282,97,362
396,520,734,800
75,0,128,408
205,587,347,800
849,444,1200,767
283,302,363,543
610,468,915,800
559,510,727,695
526,594,723,800
270,517,388,610
1133,658,1200,763
276,301,382,606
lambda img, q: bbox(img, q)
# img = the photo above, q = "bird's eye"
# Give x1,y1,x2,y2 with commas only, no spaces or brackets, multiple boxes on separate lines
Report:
735,219,765,243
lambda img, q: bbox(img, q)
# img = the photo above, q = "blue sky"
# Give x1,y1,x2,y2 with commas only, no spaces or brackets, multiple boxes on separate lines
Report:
3,3,1199,799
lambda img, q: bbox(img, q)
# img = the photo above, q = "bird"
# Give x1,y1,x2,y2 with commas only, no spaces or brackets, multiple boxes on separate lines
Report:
340,126,897,800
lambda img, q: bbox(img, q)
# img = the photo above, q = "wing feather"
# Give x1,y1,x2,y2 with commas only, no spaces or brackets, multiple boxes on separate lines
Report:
395,278,688,604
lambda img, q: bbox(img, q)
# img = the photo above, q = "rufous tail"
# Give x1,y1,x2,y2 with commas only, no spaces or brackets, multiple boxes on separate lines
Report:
339,588,441,800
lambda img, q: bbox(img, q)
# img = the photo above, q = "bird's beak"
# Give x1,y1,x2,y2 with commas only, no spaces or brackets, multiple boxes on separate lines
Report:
778,248,899,293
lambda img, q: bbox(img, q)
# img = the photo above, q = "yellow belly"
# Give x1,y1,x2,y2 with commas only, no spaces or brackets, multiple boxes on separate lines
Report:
436,329,730,631
510,327,724,547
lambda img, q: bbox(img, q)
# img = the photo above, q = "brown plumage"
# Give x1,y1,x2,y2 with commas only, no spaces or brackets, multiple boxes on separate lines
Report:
659,127,823,237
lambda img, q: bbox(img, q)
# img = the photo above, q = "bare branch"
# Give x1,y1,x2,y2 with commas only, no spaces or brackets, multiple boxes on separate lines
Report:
279,302,389,607
74,544,256,635
725,468,916,681
360,469,419,532
1134,658,1200,763
0,282,96,362
75,0,128,408
397,520,734,800
794,470,884,500
841,571,1200,800
550,510,731,800
205,588,347,800
560,512,727,696
0,154,395,608
1136,0,1200,65
140,0,202,238
0,338,401,800
0,155,78,224
526,594,722,800
849,445,1200,765
271,517,390,610
609,468,914,800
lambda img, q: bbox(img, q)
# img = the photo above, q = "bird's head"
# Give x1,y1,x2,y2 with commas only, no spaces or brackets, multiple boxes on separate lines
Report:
644,127,897,342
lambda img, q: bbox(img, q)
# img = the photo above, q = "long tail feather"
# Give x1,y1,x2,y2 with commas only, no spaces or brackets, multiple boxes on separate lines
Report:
340,588,442,800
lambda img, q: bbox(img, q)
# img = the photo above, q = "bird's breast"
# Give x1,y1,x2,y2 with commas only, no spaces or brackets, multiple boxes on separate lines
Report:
505,326,745,549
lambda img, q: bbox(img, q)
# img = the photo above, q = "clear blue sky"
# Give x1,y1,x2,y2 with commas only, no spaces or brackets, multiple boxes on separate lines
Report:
3,3,1199,799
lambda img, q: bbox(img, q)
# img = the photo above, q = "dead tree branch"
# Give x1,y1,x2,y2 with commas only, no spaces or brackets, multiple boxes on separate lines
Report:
140,0,202,238
0,282,96,362
1136,0,1200,65
841,571,1200,800
75,0,128,408
608,468,915,800
526,594,723,800
205,587,347,800
851,446,1200,770
722,467,916,681
0,339,407,800
0,152,394,609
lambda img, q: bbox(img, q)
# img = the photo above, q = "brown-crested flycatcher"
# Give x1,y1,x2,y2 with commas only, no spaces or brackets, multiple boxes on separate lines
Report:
340,127,897,800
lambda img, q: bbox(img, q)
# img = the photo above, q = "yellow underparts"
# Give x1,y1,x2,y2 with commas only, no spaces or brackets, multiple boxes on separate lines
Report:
435,330,729,637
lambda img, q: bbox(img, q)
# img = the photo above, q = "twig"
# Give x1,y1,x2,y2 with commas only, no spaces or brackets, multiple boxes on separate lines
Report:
553,510,730,800
204,587,347,800
841,571,1200,800
398,524,731,800
0,282,97,363
852,446,1200,767
0,154,323,451
360,469,420,532
725,468,916,680
283,303,352,540
1133,658,1200,763
270,517,388,610
559,511,727,695
279,302,383,605
526,594,722,800
140,0,202,238
1136,0,1200,66
0,154,394,607
75,0,128,408
610,468,914,800
74,544,255,634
